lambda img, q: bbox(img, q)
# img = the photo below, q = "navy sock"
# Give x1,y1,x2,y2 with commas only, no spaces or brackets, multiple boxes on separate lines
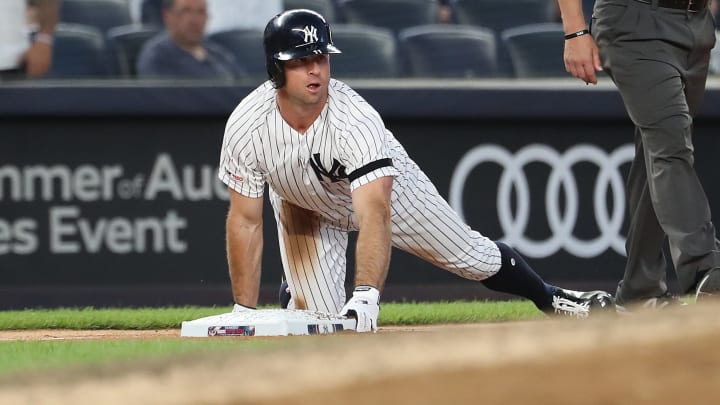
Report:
279,280,291,309
481,242,555,311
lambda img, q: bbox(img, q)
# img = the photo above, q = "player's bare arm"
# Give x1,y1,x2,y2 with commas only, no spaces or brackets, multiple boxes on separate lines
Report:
351,176,393,291
556,0,602,84
339,175,393,332
226,188,264,308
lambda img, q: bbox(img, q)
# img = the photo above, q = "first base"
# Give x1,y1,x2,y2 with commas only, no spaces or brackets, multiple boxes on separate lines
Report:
180,309,357,337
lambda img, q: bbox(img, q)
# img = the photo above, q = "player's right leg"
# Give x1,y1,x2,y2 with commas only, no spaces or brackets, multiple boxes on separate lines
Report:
270,193,348,314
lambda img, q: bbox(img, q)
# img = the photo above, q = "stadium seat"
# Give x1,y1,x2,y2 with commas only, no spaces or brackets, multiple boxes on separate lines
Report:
501,23,567,78
329,24,399,78
50,24,109,78
398,24,497,78
60,0,133,34
283,0,338,22
106,24,163,77
338,0,438,34
453,0,556,34
140,0,164,26
207,29,268,81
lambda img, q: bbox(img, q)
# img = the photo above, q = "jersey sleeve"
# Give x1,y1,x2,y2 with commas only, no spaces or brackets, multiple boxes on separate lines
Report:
218,127,266,198
342,124,399,192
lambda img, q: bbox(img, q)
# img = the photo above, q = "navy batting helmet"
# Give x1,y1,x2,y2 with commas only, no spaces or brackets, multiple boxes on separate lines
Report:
263,9,342,88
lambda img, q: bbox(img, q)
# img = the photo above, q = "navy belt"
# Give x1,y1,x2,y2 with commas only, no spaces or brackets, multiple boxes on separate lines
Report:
635,0,709,12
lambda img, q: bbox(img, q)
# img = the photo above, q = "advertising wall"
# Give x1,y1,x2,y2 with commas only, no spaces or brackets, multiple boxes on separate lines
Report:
2,82,719,307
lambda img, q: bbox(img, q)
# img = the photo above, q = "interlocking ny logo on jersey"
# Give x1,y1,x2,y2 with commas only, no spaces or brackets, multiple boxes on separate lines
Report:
310,153,347,183
301,25,318,43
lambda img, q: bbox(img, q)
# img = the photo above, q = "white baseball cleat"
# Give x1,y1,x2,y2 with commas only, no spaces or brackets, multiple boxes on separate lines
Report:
549,288,615,318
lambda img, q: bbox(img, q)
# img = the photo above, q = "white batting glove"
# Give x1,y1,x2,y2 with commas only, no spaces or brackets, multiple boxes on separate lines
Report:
232,303,255,312
340,286,380,333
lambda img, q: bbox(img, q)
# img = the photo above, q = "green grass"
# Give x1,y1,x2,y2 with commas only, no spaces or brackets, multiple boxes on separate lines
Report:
0,306,229,330
0,300,543,377
380,300,541,324
0,301,542,330
0,338,299,378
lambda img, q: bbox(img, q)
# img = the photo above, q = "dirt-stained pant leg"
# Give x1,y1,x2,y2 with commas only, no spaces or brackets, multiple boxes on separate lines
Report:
593,0,720,301
270,194,348,313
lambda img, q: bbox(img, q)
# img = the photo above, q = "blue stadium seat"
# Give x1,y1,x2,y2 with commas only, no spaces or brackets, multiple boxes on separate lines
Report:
500,23,567,78
60,0,133,34
106,24,163,77
283,0,338,22
50,24,109,78
453,0,556,34
330,24,399,78
207,29,267,80
338,0,438,34
398,24,497,78
140,0,164,27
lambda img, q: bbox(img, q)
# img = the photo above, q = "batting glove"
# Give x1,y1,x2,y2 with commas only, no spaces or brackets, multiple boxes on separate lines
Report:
232,303,256,312
340,286,380,333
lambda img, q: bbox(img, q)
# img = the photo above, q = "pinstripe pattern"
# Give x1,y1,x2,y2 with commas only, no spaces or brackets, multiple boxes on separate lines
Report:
271,196,348,312
219,79,501,312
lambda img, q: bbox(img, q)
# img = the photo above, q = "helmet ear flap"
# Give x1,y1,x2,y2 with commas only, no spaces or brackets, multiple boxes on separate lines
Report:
267,58,285,88
273,60,286,88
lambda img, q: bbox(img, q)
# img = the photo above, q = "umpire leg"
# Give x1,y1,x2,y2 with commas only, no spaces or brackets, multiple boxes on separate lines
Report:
595,1,720,301
617,127,669,302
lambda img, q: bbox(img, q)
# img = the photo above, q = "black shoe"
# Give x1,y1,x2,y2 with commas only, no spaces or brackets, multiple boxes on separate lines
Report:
279,280,291,309
548,288,615,318
615,292,687,315
696,268,720,302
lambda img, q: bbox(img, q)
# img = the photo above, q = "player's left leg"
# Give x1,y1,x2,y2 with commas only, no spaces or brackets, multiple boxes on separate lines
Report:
390,172,613,316
270,195,349,313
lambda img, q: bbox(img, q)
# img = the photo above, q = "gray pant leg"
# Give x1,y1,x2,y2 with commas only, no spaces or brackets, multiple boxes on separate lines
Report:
593,0,720,301
618,127,668,300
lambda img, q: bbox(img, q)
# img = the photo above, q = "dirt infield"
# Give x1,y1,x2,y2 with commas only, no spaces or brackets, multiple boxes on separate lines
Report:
1,303,720,404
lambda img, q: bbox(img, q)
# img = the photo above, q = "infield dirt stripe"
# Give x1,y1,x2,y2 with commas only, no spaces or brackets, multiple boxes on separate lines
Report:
1,303,719,404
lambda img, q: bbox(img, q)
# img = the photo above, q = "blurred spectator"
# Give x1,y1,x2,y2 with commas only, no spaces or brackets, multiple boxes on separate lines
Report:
136,0,245,79
130,0,281,33
0,0,60,80
438,0,453,23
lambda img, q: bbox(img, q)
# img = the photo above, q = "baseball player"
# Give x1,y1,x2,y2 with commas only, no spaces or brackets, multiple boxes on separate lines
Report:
218,9,613,333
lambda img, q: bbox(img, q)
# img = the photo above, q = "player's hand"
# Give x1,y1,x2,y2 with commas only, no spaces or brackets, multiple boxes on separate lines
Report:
563,33,602,85
340,286,380,333
232,303,256,312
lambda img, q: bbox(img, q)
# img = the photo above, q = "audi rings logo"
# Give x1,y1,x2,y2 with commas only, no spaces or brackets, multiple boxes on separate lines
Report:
449,144,635,259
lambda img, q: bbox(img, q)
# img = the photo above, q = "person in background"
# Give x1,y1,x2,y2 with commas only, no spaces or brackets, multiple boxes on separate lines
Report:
130,0,282,33
136,0,245,80
556,0,720,311
438,0,453,23
0,0,60,81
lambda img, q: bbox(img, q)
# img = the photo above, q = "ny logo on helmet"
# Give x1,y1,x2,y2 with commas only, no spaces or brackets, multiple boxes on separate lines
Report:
302,25,318,43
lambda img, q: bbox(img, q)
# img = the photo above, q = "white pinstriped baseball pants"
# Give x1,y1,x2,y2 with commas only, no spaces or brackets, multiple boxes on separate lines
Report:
269,171,502,314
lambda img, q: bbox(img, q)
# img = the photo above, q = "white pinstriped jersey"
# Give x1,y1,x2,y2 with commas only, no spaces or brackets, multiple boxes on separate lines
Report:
219,79,501,313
